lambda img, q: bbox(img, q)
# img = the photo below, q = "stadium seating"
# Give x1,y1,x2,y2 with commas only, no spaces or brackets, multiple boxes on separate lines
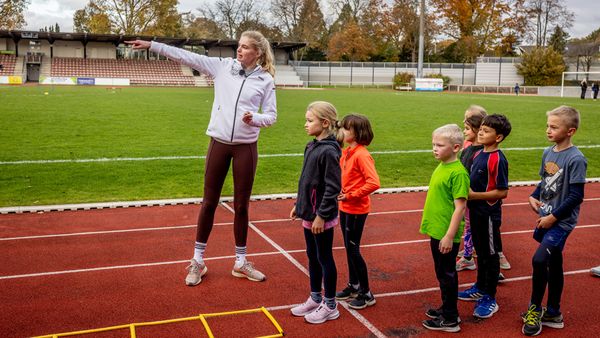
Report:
50,57,196,86
0,54,17,76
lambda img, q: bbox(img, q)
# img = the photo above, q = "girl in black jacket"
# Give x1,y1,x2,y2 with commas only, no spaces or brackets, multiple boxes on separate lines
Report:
290,101,342,324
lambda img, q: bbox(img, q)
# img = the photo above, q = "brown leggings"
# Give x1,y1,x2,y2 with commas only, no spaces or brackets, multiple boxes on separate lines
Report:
196,138,258,246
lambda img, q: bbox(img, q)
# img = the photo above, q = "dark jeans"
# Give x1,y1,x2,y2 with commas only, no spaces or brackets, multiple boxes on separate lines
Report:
304,227,337,299
530,241,565,311
340,211,370,292
470,210,501,298
196,138,257,246
430,238,460,321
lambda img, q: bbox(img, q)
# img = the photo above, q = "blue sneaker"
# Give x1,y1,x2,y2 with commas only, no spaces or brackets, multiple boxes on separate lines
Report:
473,295,499,318
458,284,484,301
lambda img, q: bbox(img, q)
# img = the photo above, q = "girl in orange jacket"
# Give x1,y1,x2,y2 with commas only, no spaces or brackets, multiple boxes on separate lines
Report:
334,114,381,310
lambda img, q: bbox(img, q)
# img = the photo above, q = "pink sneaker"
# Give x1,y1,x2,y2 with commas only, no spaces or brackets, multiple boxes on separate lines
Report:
304,302,340,324
291,297,320,317
456,257,476,271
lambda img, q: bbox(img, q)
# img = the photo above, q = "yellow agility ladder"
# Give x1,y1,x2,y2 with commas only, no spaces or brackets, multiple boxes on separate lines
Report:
33,306,284,338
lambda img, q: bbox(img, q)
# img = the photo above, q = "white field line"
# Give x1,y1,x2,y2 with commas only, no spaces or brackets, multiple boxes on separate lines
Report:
2,144,599,165
1,224,598,281
3,198,600,242
3,179,600,215
375,269,592,299
220,201,387,338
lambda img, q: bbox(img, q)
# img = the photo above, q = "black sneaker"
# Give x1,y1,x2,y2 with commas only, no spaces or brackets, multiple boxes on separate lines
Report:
521,304,543,336
541,308,564,329
425,307,442,319
348,292,376,309
425,308,461,323
422,315,460,333
335,285,358,300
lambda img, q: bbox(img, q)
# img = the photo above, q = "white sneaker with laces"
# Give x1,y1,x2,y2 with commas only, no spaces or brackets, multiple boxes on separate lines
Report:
291,297,320,316
304,302,340,324
232,261,266,281
185,259,207,286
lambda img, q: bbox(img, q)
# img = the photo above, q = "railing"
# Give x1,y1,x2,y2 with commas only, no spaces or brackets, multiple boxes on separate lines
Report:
290,60,475,69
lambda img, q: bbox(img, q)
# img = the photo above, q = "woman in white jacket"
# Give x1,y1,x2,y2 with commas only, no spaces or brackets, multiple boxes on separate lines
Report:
126,31,276,285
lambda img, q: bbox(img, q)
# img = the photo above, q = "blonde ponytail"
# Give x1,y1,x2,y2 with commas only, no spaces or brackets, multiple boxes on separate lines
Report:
241,30,275,77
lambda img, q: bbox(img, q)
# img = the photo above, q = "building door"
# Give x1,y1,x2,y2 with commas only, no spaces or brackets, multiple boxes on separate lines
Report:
27,64,40,82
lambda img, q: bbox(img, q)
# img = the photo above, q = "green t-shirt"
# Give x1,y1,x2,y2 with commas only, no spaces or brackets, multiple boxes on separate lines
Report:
420,160,470,242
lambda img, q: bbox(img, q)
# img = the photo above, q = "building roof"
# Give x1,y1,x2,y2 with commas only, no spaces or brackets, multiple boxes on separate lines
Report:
0,30,306,51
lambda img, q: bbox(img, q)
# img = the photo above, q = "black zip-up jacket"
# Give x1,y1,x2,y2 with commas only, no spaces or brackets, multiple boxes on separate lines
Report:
296,135,342,222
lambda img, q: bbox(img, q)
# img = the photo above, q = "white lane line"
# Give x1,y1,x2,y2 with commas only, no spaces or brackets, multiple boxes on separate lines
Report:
3,144,599,165
3,179,599,214
4,197,600,242
376,269,592,298
221,202,387,338
1,225,598,280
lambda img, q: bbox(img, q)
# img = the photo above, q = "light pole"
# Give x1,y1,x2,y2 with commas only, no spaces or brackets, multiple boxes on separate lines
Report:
417,0,425,78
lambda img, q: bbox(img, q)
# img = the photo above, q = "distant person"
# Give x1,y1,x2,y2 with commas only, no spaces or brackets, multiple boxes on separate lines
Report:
580,79,587,99
125,31,277,285
290,101,342,324
335,114,380,310
420,124,469,333
521,106,587,336
0,63,3,71
458,114,511,319
592,82,599,101
515,83,520,96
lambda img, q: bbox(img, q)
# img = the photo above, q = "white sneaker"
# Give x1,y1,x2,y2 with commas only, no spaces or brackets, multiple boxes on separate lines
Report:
291,297,320,316
185,259,207,286
232,261,266,281
304,302,340,324
591,266,600,277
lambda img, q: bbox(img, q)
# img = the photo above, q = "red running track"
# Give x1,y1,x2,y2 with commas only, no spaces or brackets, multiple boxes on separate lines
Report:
1,184,600,337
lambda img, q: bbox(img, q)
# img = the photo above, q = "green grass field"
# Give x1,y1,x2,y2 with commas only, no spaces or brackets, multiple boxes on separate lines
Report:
1,85,598,207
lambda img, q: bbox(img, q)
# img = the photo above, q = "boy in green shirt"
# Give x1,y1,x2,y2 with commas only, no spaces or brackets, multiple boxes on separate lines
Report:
420,124,470,332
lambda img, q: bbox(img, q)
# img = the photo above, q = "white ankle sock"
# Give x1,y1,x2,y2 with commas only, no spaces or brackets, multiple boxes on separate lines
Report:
193,242,206,262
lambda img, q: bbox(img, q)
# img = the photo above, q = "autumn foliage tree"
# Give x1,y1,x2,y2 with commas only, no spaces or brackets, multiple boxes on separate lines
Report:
0,0,29,30
516,47,565,85
328,20,374,61
73,0,182,36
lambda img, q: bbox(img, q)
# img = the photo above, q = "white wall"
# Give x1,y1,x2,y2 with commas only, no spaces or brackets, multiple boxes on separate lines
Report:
53,40,85,58
87,42,116,59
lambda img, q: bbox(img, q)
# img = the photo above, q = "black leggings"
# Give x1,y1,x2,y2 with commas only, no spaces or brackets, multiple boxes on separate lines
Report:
340,211,370,292
304,227,337,299
530,242,564,310
196,138,257,246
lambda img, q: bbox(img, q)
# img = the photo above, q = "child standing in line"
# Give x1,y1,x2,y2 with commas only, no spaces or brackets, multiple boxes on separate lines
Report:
334,114,381,310
290,101,342,324
521,106,587,336
458,114,511,319
458,106,511,273
456,106,487,272
420,124,469,333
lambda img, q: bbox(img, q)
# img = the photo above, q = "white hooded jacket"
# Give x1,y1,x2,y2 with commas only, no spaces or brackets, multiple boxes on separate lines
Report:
150,41,277,144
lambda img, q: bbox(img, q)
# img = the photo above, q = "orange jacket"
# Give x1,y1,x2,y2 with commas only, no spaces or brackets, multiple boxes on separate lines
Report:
339,144,380,214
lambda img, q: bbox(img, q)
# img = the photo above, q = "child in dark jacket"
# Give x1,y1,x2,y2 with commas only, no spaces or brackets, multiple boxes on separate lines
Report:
290,101,342,324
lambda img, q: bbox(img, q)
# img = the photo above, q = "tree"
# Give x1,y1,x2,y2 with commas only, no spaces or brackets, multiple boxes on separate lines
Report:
270,0,303,40
197,0,264,39
524,0,573,47
296,0,328,60
0,0,29,30
547,25,569,53
327,20,374,61
430,0,514,61
73,0,182,36
182,14,226,39
516,46,565,85
567,40,600,77
73,2,111,34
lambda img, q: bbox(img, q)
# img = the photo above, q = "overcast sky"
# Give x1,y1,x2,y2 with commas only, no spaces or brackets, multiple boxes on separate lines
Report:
23,0,600,40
